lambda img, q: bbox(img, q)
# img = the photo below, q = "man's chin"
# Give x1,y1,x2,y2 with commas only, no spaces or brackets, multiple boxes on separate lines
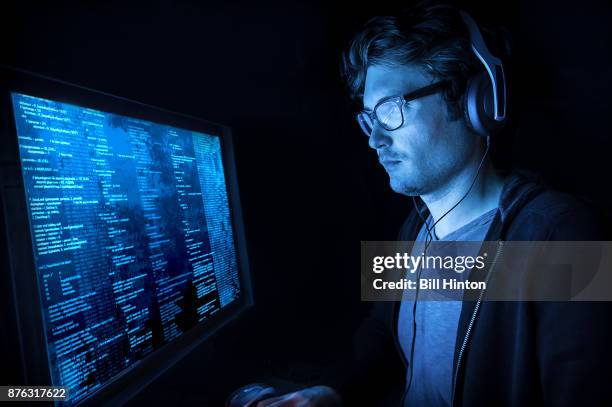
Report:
389,177,420,196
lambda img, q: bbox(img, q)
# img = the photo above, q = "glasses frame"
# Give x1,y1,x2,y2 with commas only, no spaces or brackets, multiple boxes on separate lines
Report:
356,80,451,137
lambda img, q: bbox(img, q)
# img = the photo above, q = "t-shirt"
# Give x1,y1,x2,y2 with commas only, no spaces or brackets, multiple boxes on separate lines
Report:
399,208,497,407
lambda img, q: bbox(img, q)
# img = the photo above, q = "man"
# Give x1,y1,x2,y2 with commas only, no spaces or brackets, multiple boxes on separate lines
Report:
229,2,611,406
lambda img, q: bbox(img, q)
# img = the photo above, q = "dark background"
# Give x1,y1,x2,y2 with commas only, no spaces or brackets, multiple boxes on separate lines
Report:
1,0,611,405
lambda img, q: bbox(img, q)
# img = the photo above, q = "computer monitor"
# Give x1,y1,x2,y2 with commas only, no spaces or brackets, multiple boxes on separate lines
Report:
0,66,253,405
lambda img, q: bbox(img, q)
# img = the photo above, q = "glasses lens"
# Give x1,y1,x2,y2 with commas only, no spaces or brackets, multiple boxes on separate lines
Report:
375,100,403,130
356,112,373,136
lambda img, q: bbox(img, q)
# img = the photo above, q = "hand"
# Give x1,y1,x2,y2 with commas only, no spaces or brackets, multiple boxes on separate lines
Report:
255,386,342,407
226,383,278,407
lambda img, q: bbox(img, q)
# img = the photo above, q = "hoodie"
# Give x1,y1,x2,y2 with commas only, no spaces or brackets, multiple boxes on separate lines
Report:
337,171,612,407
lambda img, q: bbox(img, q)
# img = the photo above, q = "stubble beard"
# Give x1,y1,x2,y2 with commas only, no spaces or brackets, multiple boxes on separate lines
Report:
390,167,449,198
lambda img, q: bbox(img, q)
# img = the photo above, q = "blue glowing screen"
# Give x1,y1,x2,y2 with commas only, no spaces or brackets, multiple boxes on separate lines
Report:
12,92,241,404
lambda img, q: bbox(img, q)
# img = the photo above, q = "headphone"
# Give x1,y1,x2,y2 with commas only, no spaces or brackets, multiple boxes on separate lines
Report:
459,10,508,137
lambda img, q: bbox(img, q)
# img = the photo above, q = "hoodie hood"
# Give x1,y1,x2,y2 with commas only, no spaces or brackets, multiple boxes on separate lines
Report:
496,170,546,226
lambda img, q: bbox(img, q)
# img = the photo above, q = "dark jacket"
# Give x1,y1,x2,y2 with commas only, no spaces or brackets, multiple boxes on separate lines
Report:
339,172,612,406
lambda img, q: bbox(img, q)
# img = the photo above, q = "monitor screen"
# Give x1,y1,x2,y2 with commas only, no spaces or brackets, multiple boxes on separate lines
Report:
10,91,245,405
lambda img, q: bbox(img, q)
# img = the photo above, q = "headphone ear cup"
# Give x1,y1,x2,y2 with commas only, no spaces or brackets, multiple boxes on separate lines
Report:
463,76,480,136
464,72,505,137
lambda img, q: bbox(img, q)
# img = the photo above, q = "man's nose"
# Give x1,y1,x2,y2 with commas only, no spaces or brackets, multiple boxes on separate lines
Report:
368,123,391,150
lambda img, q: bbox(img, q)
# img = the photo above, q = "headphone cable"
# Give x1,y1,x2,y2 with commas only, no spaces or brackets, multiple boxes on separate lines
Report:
401,136,490,404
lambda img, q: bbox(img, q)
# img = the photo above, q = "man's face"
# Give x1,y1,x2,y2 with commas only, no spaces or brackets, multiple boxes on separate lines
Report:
362,64,478,196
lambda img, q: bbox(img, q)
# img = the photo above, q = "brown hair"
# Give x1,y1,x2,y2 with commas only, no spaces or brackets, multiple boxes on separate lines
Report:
341,1,503,120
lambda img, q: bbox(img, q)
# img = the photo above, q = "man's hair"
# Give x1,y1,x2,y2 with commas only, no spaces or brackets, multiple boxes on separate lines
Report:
341,1,509,121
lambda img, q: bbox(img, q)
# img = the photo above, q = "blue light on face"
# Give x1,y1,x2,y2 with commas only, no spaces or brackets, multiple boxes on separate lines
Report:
12,92,241,405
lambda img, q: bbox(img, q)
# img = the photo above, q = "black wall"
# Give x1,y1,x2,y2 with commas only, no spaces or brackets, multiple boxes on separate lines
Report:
1,0,611,404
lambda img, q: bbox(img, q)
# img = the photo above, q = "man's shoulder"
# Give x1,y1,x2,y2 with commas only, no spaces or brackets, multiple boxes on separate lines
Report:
514,187,589,219
503,181,608,240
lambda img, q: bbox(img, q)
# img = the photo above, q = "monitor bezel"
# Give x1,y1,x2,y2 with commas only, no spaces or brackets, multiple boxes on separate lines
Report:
0,65,254,406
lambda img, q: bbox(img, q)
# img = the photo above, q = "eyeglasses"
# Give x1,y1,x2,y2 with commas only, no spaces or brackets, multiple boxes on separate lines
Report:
356,80,451,137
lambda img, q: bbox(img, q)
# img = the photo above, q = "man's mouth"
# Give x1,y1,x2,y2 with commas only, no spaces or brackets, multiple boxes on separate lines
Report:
379,159,402,169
